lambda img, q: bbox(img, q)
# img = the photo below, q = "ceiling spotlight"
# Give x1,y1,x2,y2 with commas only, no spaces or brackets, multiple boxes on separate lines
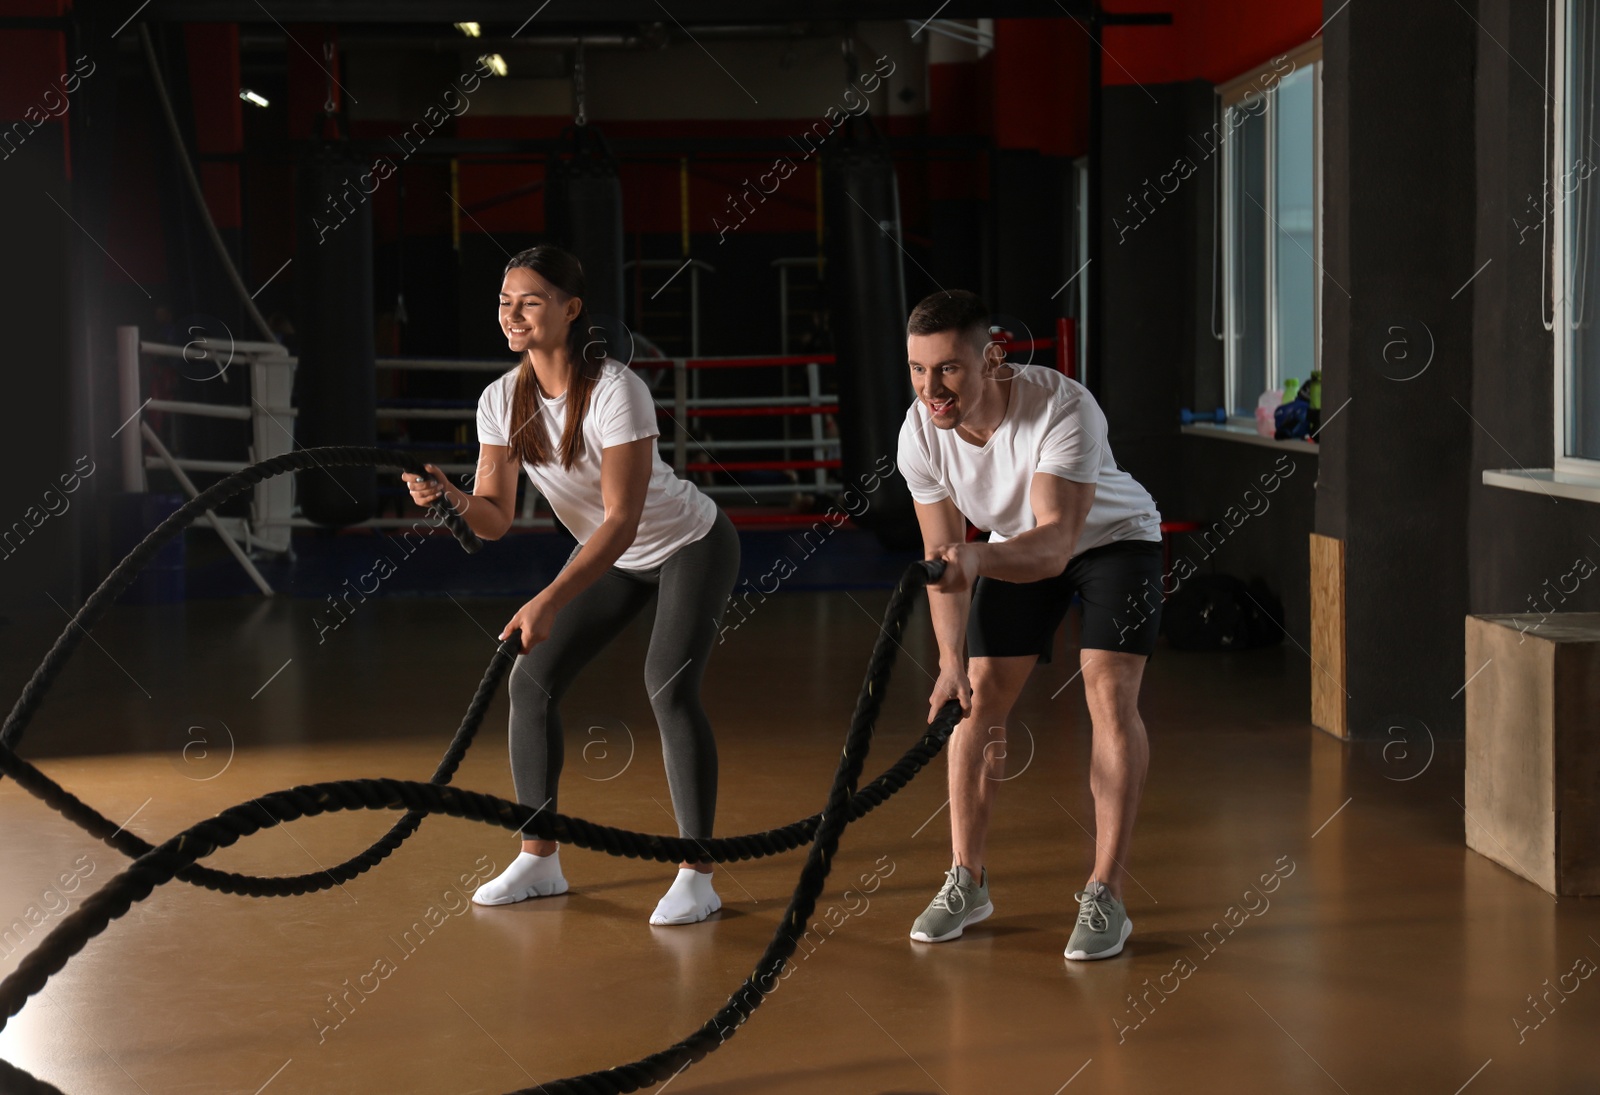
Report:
479,53,508,77
238,89,270,108
455,21,482,37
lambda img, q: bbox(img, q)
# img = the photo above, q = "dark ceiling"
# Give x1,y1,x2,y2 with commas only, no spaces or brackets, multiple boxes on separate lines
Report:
142,1,1097,23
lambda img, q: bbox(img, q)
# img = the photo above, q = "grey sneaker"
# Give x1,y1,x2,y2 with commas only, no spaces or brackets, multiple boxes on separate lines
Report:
909,865,993,943
1063,880,1131,960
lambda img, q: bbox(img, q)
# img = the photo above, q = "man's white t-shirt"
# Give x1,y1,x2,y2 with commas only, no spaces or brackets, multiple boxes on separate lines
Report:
897,364,1161,558
477,359,717,571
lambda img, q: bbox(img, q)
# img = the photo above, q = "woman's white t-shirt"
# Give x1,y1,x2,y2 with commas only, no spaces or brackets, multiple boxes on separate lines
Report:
897,364,1161,557
477,359,717,571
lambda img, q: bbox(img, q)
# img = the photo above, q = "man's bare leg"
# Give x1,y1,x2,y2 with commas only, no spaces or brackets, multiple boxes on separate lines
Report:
948,655,1037,874
911,655,1037,943
1078,649,1150,903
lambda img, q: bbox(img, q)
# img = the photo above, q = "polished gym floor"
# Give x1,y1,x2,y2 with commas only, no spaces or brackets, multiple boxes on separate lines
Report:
1,589,1597,1094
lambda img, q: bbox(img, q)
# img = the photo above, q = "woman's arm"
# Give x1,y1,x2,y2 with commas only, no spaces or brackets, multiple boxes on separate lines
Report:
405,444,519,541
498,437,653,653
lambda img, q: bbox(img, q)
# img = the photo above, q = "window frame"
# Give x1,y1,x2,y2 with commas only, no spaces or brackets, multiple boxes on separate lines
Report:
1553,0,1600,482
1218,39,1324,427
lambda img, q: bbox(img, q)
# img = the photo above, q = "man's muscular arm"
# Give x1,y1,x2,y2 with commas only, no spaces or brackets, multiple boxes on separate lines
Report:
914,496,975,722
926,472,1095,592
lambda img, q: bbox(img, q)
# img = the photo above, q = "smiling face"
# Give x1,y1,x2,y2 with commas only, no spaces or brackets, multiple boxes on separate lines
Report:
907,326,1003,430
499,265,580,355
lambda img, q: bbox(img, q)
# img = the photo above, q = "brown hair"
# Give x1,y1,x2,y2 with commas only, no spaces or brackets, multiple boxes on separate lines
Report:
504,245,608,470
906,289,990,352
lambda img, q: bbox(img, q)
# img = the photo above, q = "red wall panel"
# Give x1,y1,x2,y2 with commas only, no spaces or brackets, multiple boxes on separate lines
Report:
0,1,72,175
1103,0,1323,86
993,18,1089,157
183,23,243,230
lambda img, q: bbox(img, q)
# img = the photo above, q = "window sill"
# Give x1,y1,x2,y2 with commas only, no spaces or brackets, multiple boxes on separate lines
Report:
1482,468,1600,504
1181,422,1320,455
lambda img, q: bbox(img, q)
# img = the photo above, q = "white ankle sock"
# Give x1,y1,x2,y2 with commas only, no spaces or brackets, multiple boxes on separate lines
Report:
471,850,569,906
649,868,721,925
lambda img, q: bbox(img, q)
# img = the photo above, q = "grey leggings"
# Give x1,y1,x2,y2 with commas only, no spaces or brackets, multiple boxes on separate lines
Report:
508,509,739,842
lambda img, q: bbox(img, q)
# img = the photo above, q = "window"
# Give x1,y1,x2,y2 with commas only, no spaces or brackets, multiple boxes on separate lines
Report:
1484,0,1600,501
1220,43,1323,421
1557,0,1600,477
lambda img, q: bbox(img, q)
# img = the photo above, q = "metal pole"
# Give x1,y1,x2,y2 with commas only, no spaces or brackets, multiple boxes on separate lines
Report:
808,361,826,491
780,265,791,452
116,326,147,492
690,263,701,358
1087,1,1103,394
674,358,688,475
250,352,296,553
779,264,790,355
690,265,701,407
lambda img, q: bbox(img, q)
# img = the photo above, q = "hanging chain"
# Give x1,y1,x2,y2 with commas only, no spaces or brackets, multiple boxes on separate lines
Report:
574,41,588,127
579,41,592,127
323,40,337,114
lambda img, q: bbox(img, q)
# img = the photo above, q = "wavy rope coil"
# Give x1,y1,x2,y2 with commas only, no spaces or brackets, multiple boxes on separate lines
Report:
0,448,958,1093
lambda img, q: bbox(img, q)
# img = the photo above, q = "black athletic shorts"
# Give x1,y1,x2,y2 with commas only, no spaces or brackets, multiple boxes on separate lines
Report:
967,538,1164,662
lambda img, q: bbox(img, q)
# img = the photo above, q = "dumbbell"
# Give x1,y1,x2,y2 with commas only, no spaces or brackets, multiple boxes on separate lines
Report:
1180,407,1228,425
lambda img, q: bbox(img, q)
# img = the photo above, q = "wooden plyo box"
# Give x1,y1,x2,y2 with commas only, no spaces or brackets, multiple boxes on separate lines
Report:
1465,614,1600,896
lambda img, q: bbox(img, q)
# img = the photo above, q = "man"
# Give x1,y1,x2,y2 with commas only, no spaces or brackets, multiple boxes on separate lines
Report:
896,289,1163,961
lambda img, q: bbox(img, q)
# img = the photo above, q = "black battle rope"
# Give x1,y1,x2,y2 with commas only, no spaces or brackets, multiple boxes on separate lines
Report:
0,448,951,893
0,448,960,1093
0,447,490,898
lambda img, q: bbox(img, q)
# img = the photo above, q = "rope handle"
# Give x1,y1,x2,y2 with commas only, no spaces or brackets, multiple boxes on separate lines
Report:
388,452,483,554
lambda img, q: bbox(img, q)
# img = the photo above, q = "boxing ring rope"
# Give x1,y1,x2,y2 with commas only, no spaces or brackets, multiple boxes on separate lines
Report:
116,331,853,561
115,323,1073,591
0,447,961,1094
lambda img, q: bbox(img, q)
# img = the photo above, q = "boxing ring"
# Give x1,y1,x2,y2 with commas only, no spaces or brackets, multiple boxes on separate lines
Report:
0,448,963,1094
113,319,1074,591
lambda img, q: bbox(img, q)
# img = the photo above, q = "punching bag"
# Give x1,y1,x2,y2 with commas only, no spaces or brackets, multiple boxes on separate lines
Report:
294,143,376,526
822,136,919,550
545,127,624,326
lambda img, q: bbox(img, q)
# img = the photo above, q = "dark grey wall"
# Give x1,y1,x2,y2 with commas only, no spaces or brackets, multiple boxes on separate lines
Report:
1317,0,1478,738
0,131,75,615
1097,81,1199,516
1098,79,1316,651
991,147,1069,341
1176,440,1317,645
1470,0,1600,617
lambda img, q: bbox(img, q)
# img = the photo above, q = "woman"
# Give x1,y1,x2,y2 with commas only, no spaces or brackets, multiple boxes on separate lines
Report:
405,244,739,925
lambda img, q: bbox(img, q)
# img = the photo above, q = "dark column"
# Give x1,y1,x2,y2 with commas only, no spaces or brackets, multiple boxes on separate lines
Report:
924,19,988,297
544,133,625,325
822,142,916,549
1086,5,1103,394
67,3,122,598
1317,0,1477,737
0,7,115,608
991,148,1067,343
294,145,377,526
0,128,73,613
1095,81,1195,513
